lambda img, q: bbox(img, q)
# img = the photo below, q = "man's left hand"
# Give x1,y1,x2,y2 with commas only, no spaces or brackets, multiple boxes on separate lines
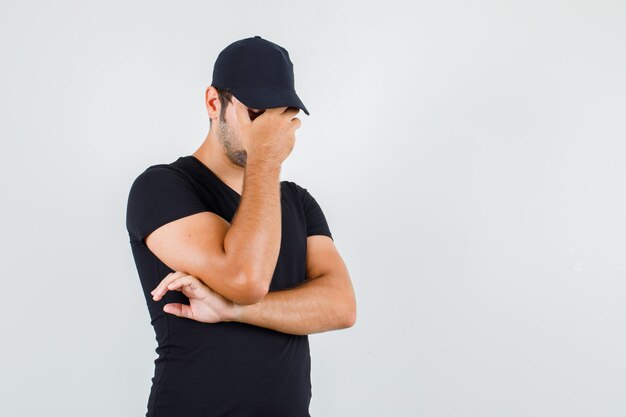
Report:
151,271,241,323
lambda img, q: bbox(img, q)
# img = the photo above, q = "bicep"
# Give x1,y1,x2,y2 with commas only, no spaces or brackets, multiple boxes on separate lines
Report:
145,211,234,284
126,167,248,302
305,235,348,282
297,184,341,279
300,186,353,294
126,167,207,243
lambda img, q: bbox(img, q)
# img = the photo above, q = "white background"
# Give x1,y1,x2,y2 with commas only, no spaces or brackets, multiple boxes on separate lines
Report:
1,1,625,416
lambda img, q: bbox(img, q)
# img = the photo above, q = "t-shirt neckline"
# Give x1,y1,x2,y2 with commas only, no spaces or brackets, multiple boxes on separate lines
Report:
184,155,242,198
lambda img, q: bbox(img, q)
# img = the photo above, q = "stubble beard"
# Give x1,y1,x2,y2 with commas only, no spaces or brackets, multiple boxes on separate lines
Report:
217,117,247,168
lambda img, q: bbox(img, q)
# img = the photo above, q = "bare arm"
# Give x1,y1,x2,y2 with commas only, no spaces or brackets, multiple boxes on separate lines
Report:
233,235,356,335
223,158,282,300
152,235,357,335
145,159,281,305
233,274,356,335
145,105,300,305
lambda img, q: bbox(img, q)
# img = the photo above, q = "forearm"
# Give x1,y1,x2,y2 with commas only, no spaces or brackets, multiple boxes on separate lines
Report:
223,158,281,292
232,273,357,336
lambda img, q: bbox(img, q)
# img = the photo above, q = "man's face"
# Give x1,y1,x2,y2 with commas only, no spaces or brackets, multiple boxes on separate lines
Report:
216,95,265,168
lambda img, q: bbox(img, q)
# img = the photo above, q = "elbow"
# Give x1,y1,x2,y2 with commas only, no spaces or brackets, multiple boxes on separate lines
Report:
344,308,357,328
236,286,268,305
341,298,357,329
230,272,270,305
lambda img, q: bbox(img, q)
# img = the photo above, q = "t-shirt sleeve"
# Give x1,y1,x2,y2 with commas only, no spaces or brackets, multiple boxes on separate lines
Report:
126,166,207,243
300,186,334,241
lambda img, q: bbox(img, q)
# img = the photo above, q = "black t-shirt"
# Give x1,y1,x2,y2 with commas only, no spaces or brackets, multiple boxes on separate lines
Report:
125,155,333,417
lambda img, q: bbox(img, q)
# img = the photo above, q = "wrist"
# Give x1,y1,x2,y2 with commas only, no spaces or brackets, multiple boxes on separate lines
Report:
230,303,244,322
245,157,282,172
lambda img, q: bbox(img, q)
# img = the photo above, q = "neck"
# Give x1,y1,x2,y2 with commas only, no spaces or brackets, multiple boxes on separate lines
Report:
192,129,244,195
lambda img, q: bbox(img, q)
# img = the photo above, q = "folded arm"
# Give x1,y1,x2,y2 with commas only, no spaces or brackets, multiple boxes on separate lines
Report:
145,159,283,305
234,235,356,335
151,235,357,335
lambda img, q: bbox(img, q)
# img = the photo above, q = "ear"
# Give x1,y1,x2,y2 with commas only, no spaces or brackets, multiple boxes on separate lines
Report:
205,86,220,120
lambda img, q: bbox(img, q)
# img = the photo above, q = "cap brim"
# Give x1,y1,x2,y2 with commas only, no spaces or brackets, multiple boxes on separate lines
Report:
228,85,310,116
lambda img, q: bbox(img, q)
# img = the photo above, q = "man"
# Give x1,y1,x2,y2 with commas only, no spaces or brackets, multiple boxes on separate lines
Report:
125,35,357,417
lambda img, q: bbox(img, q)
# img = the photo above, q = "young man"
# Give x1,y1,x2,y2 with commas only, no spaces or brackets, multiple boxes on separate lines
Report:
126,35,356,417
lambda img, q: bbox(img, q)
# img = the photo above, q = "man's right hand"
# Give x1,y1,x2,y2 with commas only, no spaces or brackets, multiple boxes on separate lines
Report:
234,98,301,165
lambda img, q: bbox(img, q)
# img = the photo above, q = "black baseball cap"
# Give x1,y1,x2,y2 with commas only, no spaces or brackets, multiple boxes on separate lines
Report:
211,35,310,115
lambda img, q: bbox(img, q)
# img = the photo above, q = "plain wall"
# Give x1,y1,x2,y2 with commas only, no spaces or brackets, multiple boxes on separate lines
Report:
1,0,625,416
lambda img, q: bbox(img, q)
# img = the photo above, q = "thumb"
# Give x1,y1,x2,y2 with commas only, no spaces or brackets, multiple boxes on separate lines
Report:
163,303,193,319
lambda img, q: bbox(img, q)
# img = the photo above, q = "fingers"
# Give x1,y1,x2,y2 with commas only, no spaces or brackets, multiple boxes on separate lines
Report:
151,271,188,301
233,99,300,124
269,106,298,119
281,108,301,129
271,106,289,114
236,102,290,124
163,303,193,319
282,107,300,118
167,275,209,299
152,273,210,301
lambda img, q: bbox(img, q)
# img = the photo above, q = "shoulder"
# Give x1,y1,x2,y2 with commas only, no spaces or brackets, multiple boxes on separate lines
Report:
282,180,322,197
126,162,206,242
284,180,333,239
282,180,304,193
282,180,329,213
281,180,308,203
126,162,200,217
129,163,193,193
